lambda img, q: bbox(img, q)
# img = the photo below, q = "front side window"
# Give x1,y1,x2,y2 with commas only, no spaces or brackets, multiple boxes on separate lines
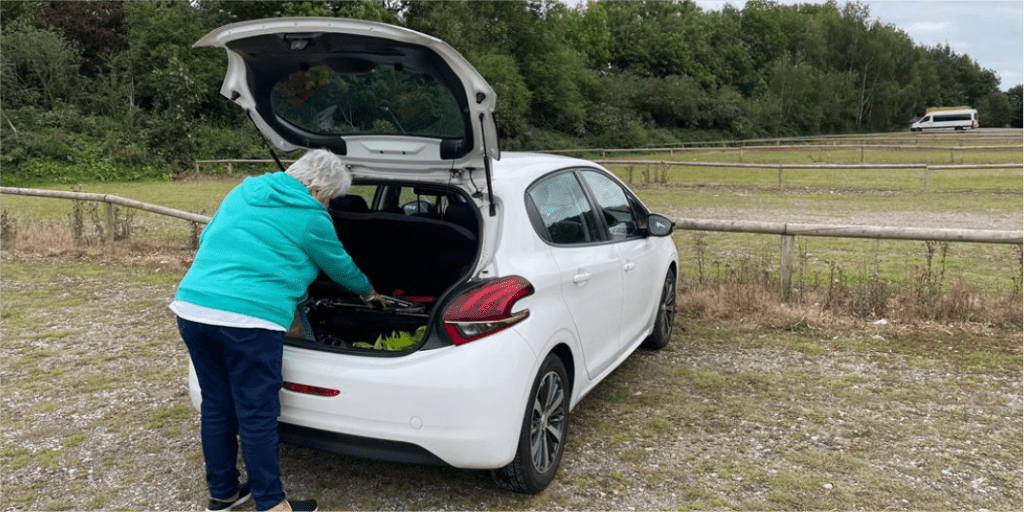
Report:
580,171,642,240
526,173,601,245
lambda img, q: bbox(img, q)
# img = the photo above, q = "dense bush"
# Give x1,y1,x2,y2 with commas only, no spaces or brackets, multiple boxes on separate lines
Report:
0,0,1018,185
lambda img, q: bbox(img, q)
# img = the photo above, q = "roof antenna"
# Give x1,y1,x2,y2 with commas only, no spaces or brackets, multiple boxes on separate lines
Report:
478,113,496,217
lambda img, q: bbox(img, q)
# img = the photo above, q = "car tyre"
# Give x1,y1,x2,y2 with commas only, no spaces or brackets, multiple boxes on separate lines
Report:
641,269,676,350
492,353,569,494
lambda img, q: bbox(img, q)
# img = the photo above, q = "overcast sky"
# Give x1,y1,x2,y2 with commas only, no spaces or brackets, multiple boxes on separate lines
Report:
691,0,1023,90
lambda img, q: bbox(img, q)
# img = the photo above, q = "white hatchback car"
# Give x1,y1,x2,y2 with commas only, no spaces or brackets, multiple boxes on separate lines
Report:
191,17,679,493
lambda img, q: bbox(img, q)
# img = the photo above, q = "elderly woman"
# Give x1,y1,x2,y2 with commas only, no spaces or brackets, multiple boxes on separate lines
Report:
171,149,379,512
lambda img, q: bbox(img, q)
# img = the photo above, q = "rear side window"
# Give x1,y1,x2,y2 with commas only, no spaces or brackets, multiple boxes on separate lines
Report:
934,113,973,122
526,173,601,245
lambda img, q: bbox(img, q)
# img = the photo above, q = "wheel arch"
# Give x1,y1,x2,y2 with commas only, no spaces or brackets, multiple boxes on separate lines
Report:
549,342,575,395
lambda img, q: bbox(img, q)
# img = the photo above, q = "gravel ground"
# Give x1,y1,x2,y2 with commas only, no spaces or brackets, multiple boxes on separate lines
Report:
1,251,1020,511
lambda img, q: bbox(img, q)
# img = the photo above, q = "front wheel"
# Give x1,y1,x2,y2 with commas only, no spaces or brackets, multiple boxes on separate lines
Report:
642,269,676,350
492,353,569,493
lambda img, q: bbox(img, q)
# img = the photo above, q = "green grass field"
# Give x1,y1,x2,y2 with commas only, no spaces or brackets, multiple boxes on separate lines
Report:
600,144,1022,192
2,132,1020,304
604,164,1021,191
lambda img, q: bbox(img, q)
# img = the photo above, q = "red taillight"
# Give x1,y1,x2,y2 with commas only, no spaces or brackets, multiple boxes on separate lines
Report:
283,382,340,397
442,276,534,346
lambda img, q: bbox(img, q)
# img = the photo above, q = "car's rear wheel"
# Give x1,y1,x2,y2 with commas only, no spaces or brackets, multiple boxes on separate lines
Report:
492,353,568,493
642,269,676,350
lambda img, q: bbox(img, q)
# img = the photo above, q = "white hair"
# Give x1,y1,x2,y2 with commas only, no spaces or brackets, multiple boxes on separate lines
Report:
285,149,352,198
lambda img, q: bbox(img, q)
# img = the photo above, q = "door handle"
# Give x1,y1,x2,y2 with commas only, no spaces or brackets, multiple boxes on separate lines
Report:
623,261,636,272
572,271,591,284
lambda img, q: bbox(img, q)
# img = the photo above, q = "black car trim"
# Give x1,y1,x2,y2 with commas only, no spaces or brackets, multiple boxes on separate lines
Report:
279,422,448,466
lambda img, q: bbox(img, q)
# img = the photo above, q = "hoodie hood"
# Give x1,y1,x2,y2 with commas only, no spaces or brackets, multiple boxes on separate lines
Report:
241,172,321,210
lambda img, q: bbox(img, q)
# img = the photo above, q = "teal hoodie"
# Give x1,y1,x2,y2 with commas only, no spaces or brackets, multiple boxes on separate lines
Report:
175,172,373,329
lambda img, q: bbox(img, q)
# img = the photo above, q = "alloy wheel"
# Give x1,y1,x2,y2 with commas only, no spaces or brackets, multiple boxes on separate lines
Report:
529,370,566,474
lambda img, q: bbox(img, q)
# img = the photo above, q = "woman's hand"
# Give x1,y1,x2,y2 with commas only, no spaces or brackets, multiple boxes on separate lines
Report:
361,291,389,310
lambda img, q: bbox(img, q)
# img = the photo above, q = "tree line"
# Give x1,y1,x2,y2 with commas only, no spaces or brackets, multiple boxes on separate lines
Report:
1,0,1020,186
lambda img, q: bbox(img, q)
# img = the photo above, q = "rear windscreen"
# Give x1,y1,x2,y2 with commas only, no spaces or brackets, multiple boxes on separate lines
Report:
270,64,466,140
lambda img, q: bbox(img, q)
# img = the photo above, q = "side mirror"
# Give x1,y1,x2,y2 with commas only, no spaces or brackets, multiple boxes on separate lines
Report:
647,214,674,237
402,200,436,216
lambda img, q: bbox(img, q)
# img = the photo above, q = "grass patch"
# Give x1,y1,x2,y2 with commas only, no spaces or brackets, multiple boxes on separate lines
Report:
1,259,130,282
86,492,112,509
43,498,75,511
6,490,37,510
63,433,87,448
36,449,61,471
29,329,84,341
34,401,61,414
793,341,828,355
144,404,194,430
2,447,32,466
674,368,730,393
71,372,117,393
131,270,186,286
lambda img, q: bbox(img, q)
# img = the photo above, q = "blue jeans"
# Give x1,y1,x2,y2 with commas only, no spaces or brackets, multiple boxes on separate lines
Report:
178,317,287,510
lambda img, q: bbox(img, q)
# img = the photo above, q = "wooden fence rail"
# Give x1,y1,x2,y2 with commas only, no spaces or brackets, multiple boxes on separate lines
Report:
543,130,1023,154
595,143,1023,167
0,186,212,245
672,217,1023,300
2,186,1020,300
546,142,1024,156
597,159,1023,191
193,159,296,174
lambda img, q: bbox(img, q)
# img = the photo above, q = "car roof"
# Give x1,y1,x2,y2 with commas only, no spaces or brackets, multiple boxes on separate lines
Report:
490,152,603,188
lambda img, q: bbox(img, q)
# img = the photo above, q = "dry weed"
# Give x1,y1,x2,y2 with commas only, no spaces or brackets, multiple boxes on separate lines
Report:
0,211,193,270
679,279,1022,331
0,217,78,256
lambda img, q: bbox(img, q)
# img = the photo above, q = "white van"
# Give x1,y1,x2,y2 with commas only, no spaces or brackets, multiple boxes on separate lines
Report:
910,108,979,131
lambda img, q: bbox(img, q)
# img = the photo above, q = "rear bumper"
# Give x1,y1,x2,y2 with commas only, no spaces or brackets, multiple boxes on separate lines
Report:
278,422,446,466
188,329,537,469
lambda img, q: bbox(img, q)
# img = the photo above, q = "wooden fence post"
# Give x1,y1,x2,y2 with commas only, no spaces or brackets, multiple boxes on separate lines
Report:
104,201,114,243
924,165,931,192
780,234,795,301
778,165,785,189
